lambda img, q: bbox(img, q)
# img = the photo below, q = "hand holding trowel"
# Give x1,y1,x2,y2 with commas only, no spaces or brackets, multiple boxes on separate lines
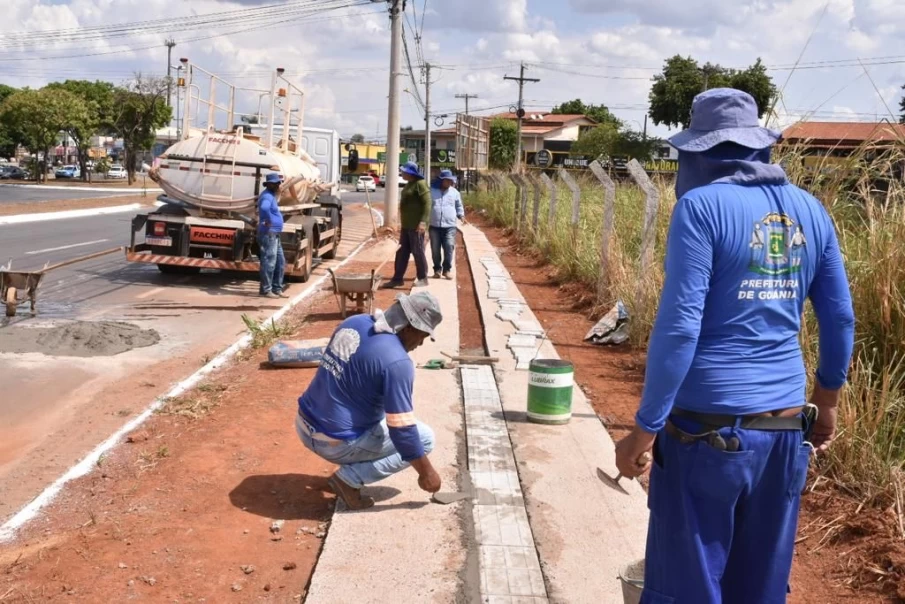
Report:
597,451,652,495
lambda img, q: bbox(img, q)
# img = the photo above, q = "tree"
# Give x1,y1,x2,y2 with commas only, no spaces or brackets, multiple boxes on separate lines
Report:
551,99,621,128
899,84,905,124
350,133,365,143
570,125,658,164
0,84,20,159
44,80,115,182
649,56,777,129
0,88,86,182
489,117,518,170
240,114,260,125
111,74,171,184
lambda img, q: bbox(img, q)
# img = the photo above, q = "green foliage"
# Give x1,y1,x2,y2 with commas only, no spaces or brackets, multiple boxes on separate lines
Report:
489,117,518,170
0,87,87,181
551,99,622,128
110,74,171,184
350,133,365,143
45,80,115,181
0,84,20,159
649,56,777,129
571,125,658,163
899,84,904,124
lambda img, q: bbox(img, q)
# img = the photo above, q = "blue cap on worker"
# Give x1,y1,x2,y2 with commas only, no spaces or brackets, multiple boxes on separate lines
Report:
400,161,423,179
668,88,781,153
438,169,457,184
264,173,283,184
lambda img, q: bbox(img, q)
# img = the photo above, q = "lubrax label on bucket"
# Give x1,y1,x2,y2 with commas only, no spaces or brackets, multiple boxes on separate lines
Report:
527,359,574,425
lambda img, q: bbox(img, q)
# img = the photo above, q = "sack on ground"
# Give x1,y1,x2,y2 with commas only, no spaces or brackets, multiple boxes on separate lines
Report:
585,301,630,346
268,338,331,367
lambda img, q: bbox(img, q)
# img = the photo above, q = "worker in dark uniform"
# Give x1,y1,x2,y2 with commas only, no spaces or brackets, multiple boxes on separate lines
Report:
615,88,855,603
257,172,286,298
382,161,431,289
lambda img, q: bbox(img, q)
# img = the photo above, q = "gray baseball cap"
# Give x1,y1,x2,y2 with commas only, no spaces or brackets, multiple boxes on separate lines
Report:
397,291,443,338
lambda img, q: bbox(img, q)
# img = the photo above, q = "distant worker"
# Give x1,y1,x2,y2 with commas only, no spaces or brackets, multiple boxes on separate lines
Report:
382,161,431,289
614,88,855,603
295,291,444,509
429,169,465,280
258,172,287,299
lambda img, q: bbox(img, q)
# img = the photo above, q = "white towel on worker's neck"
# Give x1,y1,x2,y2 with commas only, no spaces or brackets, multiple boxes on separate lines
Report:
373,304,407,334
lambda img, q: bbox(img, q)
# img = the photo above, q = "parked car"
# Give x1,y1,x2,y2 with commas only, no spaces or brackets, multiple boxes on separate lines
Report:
0,165,28,180
106,165,127,179
355,175,377,192
55,165,80,179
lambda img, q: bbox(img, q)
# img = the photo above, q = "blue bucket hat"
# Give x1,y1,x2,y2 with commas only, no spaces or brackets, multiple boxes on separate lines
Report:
668,88,780,153
400,161,423,179
438,169,457,184
264,172,283,184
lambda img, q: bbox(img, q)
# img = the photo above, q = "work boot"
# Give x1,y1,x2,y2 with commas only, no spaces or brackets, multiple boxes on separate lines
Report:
260,292,280,299
432,271,441,279
413,278,429,288
327,474,374,510
442,271,451,280
379,280,403,290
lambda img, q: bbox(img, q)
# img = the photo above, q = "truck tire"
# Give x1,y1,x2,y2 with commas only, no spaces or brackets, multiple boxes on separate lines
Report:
320,207,341,260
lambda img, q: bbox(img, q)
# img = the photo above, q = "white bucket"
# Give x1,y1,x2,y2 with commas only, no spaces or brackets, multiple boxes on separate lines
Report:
619,559,644,604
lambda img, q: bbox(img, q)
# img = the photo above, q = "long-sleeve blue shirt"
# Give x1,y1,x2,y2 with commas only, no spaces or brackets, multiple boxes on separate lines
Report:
429,184,464,228
298,314,424,461
257,189,284,235
636,180,855,433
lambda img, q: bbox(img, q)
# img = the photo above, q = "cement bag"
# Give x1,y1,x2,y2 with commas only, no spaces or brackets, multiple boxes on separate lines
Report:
268,338,331,368
584,301,630,346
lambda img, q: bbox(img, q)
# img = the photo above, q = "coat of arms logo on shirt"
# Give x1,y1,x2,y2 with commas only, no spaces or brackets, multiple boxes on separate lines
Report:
748,212,807,276
329,328,361,362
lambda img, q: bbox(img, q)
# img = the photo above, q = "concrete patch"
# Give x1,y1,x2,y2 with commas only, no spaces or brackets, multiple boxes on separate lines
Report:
0,321,159,357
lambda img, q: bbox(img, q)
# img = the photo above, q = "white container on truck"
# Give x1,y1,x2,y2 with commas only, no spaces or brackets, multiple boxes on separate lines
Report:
127,62,342,282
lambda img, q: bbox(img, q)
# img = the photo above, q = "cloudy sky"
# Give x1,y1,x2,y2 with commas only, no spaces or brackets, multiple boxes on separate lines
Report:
2,0,904,140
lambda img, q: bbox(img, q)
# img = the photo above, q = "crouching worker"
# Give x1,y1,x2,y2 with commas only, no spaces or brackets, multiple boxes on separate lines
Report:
295,291,444,510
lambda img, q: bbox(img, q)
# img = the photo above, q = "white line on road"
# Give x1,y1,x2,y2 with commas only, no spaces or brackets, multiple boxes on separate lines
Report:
0,184,162,193
0,235,374,543
25,239,110,256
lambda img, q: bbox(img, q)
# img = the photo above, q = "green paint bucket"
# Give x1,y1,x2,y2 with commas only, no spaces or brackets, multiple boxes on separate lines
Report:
527,359,574,425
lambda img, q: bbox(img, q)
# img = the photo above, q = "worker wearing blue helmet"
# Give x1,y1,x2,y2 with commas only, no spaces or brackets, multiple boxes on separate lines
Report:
615,88,855,603
382,161,432,289
258,172,287,298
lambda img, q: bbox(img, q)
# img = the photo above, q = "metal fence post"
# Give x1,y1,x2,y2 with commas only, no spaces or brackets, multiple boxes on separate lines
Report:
558,168,581,240
540,172,557,229
626,159,660,274
589,160,616,300
526,172,542,232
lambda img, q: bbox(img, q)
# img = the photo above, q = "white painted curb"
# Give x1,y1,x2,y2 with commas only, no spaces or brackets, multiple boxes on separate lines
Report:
0,236,373,542
1,184,161,193
0,202,163,226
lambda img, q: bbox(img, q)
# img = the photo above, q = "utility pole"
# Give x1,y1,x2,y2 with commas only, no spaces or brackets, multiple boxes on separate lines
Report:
503,62,539,172
424,62,432,181
455,93,478,115
165,38,176,108
381,0,403,227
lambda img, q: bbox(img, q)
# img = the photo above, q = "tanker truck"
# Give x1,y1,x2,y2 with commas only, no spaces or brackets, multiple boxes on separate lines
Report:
126,61,341,282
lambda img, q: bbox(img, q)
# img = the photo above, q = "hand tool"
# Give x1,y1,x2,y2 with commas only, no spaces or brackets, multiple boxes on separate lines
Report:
596,452,652,495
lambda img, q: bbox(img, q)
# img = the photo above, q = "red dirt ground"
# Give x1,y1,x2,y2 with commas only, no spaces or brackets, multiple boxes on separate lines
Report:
0,245,411,603
467,210,904,604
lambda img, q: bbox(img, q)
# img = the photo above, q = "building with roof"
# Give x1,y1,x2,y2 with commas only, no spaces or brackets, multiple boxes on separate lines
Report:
780,121,905,178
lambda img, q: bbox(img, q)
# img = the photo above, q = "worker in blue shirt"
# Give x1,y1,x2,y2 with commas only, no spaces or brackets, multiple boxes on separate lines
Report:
614,88,855,603
296,291,444,510
257,172,286,299
429,169,465,279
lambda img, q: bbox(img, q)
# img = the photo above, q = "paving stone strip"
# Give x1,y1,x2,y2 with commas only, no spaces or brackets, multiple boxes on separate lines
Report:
461,364,549,603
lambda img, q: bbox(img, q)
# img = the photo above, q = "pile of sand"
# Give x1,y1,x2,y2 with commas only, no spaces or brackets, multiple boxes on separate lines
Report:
0,321,160,357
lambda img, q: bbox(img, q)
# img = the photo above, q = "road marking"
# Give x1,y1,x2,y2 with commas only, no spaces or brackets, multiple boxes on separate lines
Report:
0,234,374,543
25,239,110,256
135,286,165,300
0,204,145,226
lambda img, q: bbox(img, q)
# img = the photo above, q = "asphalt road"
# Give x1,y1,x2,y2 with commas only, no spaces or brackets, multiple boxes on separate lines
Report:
0,183,141,204
0,201,378,523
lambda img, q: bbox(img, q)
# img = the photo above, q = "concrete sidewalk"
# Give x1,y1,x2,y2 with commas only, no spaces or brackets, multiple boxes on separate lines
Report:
306,272,470,603
460,224,649,603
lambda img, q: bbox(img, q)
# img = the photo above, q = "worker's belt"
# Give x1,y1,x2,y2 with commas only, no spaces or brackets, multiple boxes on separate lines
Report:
670,407,805,431
298,410,344,446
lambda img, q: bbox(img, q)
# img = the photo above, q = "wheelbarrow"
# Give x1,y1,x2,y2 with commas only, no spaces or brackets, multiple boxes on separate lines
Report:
327,268,382,318
1,247,123,317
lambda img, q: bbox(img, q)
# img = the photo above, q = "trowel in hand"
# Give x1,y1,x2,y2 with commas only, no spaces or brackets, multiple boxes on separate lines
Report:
596,452,652,495
430,491,472,505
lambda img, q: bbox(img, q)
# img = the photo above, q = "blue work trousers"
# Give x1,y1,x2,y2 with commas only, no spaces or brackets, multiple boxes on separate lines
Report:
295,413,435,488
429,226,456,273
641,418,812,604
259,232,285,294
